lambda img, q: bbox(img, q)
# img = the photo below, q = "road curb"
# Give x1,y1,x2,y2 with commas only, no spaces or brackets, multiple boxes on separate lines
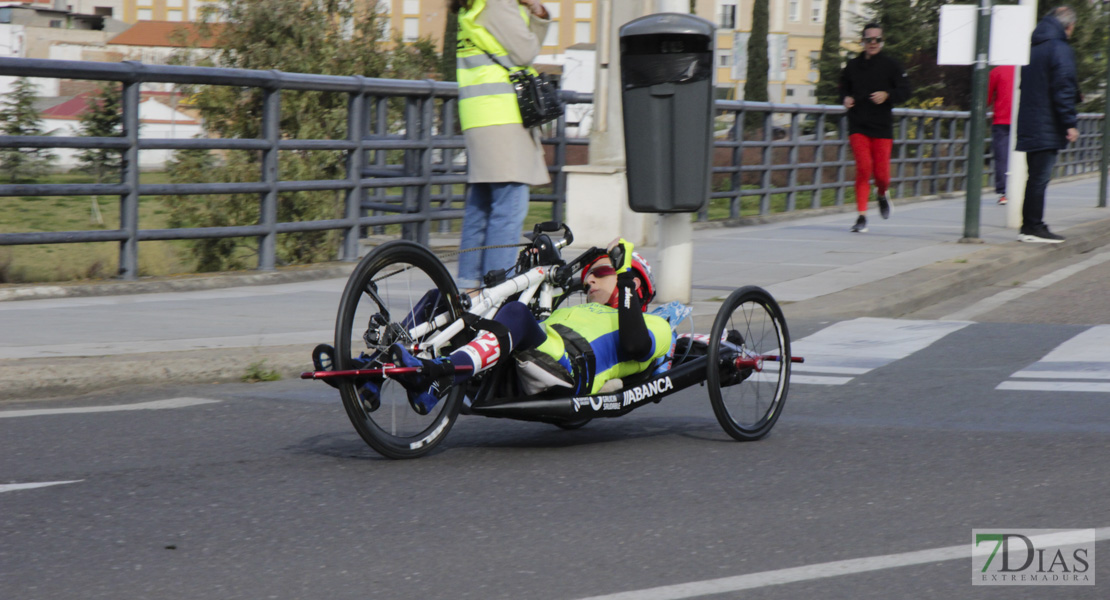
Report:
784,215,1110,321
0,345,313,401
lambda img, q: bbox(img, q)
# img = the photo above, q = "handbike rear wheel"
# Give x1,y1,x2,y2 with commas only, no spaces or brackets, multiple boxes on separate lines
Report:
335,241,465,459
706,286,791,441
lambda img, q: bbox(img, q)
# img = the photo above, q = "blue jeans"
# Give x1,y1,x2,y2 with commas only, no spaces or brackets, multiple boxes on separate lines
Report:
1022,150,1058,232
990,124,1010,195
457,182,529,287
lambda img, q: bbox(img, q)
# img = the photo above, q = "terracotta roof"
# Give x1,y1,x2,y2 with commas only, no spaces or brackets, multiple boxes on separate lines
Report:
107,21,222,49
40,94,92,119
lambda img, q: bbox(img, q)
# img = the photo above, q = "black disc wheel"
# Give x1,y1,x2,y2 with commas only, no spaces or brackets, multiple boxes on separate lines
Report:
335,241,464,459
706,286,791,441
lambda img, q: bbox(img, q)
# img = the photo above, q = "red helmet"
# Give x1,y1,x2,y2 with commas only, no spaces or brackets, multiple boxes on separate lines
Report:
581,251,656,311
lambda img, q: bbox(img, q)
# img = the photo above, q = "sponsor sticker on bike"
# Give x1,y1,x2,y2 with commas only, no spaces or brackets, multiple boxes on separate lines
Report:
972,529,1095,585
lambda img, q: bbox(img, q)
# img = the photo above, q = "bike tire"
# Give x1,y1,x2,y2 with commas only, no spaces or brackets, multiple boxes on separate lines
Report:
706,286,791,441
334,241,465,459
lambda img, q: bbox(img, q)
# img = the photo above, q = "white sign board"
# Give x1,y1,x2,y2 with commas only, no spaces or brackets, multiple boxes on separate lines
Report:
938,5,977,65
938,4,1037,66
989,5,1035,65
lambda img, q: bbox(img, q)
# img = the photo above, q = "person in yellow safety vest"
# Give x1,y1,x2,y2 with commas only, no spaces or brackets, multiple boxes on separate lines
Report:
451,0,552,289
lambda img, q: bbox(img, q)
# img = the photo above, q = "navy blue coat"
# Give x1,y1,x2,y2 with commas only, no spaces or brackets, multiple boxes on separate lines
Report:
1015,15,1078,152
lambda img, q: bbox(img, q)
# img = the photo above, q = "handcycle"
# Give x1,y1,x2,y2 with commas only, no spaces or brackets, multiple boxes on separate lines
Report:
302,222,802,459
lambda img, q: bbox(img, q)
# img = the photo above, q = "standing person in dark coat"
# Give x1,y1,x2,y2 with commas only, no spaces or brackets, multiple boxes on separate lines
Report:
839,23,911,233
1015,6,1079,244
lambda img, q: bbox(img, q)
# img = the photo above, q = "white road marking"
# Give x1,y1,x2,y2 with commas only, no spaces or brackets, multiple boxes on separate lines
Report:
791,375,853,386
791,318,970,385
997,325,1110,393
0,331,331,359
574,528,1110,600
0,397,220,419
0,480,83,493
942,250,1110,321
998,381,1110,393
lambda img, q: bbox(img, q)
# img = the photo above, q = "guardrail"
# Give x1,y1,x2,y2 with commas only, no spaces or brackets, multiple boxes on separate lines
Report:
0,57,1103,279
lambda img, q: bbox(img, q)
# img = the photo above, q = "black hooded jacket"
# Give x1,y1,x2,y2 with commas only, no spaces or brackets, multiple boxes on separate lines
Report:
1015,14,1078,152
838,52,911,139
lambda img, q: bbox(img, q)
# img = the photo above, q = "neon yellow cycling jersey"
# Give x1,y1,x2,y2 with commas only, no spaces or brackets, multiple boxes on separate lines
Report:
533,303,672,395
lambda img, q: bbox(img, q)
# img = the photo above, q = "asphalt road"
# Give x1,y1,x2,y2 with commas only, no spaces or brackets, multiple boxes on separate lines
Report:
3,252,1110,599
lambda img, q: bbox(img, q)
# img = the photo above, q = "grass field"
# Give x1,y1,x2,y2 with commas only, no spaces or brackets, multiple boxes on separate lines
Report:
0,172,193,284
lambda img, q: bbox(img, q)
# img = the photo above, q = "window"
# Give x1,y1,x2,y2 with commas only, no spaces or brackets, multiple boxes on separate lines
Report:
137,9,153,20
809,51,821,71
786,50,796,70
403,17,418,42
789,0,800,22
575,2,591,19
94,7,113,17
168,9,183,21
167,0,183,7
811,0,824,23
49,19,63,28
717,51,731,68
719,3,736,29
786,89,795,97
544,3,559,19
403,0,419,14
574,21,590,44
543,22,558,46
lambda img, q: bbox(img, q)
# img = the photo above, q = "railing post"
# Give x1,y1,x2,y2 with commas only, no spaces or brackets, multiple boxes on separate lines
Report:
118,72,140,280
417,87,435,247
343,80,366,262
258,83,280,271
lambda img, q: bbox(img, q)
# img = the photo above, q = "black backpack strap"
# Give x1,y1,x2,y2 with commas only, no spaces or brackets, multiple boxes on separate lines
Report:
463,312,514,353
551,324,595,395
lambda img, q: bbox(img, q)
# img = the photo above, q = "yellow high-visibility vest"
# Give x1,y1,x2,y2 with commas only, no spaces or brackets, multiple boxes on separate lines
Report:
456,0,538,130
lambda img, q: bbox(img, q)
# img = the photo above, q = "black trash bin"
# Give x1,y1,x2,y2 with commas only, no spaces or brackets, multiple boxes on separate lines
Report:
620,13,715,213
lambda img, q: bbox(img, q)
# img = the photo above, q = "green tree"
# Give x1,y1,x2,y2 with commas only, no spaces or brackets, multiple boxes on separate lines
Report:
815,0,843,105
74,83,123,225
441,9,458,82
743,0,769,130
864,0,972,108
165,0,441,272
0,77,55,182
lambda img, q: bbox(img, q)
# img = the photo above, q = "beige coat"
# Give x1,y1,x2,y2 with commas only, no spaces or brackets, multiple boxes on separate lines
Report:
463,0,551,186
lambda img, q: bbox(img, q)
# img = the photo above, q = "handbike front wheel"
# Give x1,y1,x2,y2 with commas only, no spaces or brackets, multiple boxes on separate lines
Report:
706,286,791,441
335,240,465,459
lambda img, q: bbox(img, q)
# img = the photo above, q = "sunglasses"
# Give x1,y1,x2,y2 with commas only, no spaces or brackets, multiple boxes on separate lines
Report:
863,36,883,44
585,264,616,279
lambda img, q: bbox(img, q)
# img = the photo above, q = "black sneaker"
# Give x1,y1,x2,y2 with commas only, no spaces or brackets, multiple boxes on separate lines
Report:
1018,225,1064,244
878,192,891,219
389,344,454,416
312,344,381,411
850,215,868,233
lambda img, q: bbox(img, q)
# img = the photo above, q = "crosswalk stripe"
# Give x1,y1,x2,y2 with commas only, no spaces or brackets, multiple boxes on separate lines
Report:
998,325,1110,393
790,318,971,385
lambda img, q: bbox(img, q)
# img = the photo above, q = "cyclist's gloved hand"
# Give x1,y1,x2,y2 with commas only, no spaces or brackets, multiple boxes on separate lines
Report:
607,238,634,274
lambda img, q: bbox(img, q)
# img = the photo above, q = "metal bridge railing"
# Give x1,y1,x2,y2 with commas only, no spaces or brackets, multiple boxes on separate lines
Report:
0,57,1103,280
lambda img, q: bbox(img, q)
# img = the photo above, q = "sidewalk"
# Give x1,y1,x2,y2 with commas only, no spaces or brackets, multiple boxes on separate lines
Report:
2,177,1108,400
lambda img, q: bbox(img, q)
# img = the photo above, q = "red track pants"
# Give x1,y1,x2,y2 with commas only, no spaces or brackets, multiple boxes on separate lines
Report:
849,133,893,213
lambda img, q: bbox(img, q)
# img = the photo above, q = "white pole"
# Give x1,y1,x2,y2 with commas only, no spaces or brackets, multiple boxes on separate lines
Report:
1006,0,1037,230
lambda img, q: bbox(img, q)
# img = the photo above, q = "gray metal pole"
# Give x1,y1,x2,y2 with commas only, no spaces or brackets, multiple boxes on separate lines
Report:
963,0,992,241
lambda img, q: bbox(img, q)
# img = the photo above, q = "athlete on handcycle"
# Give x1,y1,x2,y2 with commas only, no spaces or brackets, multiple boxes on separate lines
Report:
313,237,672,416
305,221,795,459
